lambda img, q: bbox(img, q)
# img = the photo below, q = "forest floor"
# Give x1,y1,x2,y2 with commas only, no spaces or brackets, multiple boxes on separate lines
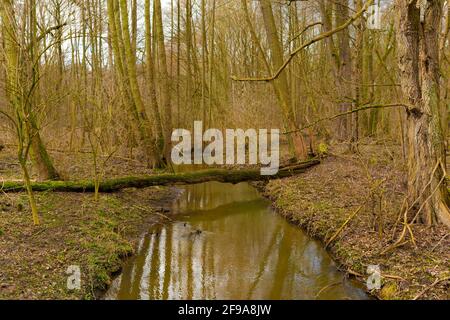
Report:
1,142,449,300
0,146,179,299
260,142,449,300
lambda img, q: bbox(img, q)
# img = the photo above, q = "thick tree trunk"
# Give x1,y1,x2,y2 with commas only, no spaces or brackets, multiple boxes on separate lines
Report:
259,0,307,159
29,0,60,181
396,0,450,227
30,133,60,181
144,0,165,164
107,0,161,168
2,160,320,193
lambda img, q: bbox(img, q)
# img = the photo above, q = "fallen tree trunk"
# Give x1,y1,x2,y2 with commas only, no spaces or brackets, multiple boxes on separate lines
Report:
0,160,320,193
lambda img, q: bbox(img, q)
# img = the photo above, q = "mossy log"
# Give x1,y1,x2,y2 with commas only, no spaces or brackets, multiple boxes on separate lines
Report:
1,160,320,193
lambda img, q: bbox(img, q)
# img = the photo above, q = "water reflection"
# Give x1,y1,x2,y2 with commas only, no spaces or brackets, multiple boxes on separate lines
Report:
105,182,368,300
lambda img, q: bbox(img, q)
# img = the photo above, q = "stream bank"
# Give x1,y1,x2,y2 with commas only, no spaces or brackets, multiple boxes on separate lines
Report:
0,146,181,299
1,145,448,300
0,186,178,300
104,181,369,300
259,144,449,300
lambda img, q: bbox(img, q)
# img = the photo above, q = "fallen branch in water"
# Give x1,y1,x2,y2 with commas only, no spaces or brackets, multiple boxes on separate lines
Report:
315,281,341,299
131,204,173,222
0,159,320,193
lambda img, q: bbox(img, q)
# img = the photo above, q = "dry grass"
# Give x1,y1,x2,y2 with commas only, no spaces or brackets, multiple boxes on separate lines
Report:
0,146,176,300
262,143,450,300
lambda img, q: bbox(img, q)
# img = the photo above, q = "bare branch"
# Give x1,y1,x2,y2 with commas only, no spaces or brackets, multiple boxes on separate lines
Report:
232,0,374,82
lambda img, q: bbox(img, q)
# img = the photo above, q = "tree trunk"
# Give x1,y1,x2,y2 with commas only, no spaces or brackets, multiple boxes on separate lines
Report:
396,0,450,227
30,133,60,180
144,0,165,164
29,0,60,181
335,0,352,141
154,0,173,163
259,0,307,159
350,0,364,152
107,0,161,168
2,160,321,193
1,0,41,224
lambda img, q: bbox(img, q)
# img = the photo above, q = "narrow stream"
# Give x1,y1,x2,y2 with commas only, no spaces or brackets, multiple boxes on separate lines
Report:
105,182,369,300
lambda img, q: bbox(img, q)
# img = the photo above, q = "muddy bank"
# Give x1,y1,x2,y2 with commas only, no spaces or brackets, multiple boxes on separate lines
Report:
258,145,449,300
0,147,182,300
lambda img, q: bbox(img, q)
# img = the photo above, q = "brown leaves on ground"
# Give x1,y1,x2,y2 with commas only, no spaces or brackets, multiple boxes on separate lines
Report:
264,143,449,300
0,147,176,299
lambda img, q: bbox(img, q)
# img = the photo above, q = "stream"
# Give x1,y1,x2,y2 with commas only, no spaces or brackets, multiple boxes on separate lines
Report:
105,181,369,300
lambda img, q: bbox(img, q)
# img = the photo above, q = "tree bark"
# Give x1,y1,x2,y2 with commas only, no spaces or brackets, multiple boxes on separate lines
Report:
259,0,307,159
335,0,352,141
396,0,450,227
2,160,320,193
145,0,165,163
350,0,364,152
28,0,60,181
107,0,161,168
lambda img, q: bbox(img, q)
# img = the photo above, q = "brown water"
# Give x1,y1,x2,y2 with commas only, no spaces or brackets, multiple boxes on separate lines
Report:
105,182,368,300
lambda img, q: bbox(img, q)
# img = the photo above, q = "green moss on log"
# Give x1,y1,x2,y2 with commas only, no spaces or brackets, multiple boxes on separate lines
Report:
2,160,320,193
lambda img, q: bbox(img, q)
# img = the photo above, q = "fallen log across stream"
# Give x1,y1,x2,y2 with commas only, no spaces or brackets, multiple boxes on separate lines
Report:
1,159,320,193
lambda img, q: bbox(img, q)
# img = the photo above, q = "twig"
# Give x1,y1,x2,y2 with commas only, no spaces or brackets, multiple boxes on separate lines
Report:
430,233,449,252
385,159,447,254
392,199,407,240
345,267,405,282
282,104,408,135
231,0,374,82
346,269,364,278
382,201,409,254
382,274,406,281
326,179,385,247
325,204,365,248
409,159,447,224
288,22,323,43
413,276,450,300
131,204,173,222
315,281,341,299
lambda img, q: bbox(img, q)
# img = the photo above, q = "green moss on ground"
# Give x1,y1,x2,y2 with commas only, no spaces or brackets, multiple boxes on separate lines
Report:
0,187,174,300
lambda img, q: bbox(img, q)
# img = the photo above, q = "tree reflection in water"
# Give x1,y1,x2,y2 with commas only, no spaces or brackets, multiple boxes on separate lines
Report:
105,182,368,300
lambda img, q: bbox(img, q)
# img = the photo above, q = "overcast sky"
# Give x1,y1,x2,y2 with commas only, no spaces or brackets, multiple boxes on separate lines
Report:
161,0,171,10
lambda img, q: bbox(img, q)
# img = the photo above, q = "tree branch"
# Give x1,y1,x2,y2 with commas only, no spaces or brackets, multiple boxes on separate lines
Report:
282,103,409,135
232,0,374,82
27,23,67,51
